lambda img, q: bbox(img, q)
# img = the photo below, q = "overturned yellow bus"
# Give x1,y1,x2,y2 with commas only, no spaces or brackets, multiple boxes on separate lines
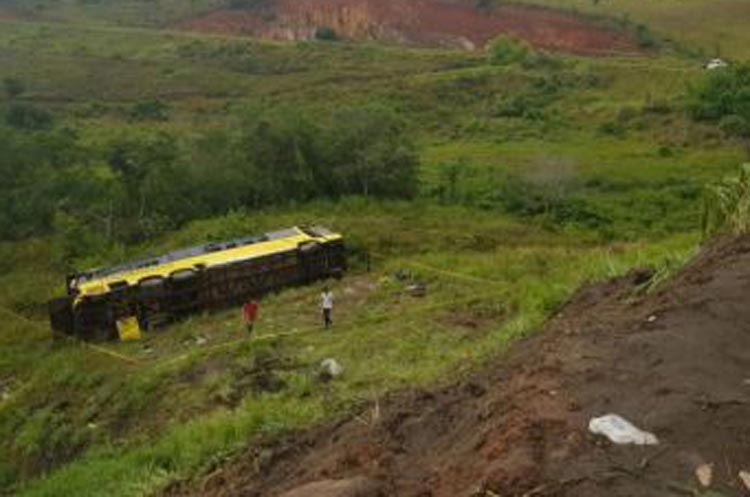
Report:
49,226,345,341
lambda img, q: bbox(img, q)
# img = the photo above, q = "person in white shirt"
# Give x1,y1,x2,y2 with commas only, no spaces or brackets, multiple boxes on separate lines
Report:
320,286,334,329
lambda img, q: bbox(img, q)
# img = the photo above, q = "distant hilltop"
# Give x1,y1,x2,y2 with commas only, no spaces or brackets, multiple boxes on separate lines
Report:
181,0,642,55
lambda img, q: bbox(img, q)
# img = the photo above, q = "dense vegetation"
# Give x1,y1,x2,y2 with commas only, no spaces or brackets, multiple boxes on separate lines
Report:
0,104,418,249
1,0,750,495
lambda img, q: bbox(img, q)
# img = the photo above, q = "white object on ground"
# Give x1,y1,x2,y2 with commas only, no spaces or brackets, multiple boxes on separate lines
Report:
588,414,659,445
739,470,750,491
706,58,728,70
695,463,713,487
321,358,344,377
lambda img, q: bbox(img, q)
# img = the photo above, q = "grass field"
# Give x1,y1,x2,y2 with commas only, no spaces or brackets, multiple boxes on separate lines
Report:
525,0,750,59
0,202,698,496
0,1,745,494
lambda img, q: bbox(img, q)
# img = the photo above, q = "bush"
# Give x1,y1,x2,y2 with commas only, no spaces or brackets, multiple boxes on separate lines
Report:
314,27,338,41
129,99,169,121
634,24,659,49
599,120,626,137
2,77,25,99
719,113,749,134
493,95,545,120
4,103,52,130
702,163,750,236
690,64,750,122
487,35,533,66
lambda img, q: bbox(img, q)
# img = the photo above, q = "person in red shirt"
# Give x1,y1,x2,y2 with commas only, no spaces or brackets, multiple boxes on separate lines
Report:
242,300,259,335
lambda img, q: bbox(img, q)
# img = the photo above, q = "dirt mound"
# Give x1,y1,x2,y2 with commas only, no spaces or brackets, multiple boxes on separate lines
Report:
164,235,750,497
181,0,641,55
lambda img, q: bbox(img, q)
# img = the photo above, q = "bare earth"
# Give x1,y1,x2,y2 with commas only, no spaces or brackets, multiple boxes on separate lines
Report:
180,0,642,55
165,235,750,497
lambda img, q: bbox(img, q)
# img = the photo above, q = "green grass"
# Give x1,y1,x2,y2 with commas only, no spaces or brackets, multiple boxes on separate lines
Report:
0,4,742,495
0,203,698,496
1,19,742,239
524,0,750,59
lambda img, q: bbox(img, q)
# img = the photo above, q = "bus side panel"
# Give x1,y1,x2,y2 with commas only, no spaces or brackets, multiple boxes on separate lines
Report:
74,296,118,341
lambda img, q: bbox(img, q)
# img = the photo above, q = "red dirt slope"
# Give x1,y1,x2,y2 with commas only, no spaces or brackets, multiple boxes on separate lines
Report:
181,0,641,55
165,235,750,497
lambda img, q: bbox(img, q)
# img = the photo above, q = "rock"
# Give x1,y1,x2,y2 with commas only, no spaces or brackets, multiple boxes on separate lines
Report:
195,336,208,346
695,463,713,487
279,477,383,497
320,358,344,380
406,283,426,297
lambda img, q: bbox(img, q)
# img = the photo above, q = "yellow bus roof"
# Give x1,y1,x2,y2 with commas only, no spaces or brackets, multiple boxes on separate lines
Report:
75,226,341,298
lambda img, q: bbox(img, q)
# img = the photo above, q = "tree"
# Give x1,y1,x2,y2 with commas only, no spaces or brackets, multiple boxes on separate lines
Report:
691,64,750,158
234,110,323,206
332,105,419,199
106,132,179,240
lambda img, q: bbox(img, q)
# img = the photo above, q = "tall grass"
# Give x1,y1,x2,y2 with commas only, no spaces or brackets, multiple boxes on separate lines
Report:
702,164,750,236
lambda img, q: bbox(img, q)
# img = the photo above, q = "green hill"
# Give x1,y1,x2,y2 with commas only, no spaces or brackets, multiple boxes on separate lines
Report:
0,1,748,495
525,0,750,59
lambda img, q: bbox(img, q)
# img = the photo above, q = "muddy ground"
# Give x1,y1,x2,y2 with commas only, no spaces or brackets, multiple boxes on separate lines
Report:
181,0,641,54
165,235,750,497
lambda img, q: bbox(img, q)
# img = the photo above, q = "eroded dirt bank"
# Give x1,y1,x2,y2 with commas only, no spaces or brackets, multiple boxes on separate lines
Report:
165,235,750,497
181,0,641,54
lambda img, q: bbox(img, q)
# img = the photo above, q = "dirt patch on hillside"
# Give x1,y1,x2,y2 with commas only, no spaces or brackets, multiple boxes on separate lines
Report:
181,0,641,55
0,8,21,22
164,235,750,497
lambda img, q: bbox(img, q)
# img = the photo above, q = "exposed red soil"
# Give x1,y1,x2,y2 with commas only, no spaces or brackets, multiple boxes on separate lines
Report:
165,235,750,497
180,0,641,55
0,9,20,22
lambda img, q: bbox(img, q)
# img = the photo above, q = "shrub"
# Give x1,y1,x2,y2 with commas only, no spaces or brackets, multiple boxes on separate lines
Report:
129,99,169,122
690,64,750,122
4,103,52,130
634,24,659,49
2,77,25,99
720,113,750,135
599,121,626,136
486,35,533,66
702,163,750,236
314,27,338,41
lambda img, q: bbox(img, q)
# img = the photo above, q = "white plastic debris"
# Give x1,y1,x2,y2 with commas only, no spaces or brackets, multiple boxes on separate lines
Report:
588,414,659,445
320,358,344,377
706,58,728,71
695,463,713,487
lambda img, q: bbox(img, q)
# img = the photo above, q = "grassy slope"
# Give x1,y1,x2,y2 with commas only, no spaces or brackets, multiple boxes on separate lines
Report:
2,203,697,497
524,0,750,59
0,3,744,495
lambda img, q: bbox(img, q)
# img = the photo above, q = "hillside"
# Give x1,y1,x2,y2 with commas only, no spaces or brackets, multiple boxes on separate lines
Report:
164,234,750,497
1,0,749,495
524,0,750,59
181,0,641,54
